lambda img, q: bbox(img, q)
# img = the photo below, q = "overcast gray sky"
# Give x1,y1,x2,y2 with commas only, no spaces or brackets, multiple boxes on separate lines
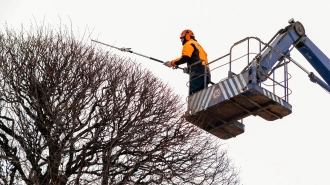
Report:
1,0,330,184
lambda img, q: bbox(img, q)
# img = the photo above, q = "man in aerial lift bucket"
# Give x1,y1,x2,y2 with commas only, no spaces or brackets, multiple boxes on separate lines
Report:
164,29,211,95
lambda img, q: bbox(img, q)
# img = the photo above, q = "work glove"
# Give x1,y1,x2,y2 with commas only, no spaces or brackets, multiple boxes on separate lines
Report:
163,61,172,68
183,67,189,74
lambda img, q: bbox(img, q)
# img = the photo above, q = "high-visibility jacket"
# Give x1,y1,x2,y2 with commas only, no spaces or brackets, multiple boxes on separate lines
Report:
171,39,210,77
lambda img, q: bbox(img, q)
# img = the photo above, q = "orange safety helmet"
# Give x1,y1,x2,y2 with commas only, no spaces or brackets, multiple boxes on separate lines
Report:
180,29,195,41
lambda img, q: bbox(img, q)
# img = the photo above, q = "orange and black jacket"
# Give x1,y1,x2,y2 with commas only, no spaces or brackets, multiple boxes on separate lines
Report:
171,39,210,77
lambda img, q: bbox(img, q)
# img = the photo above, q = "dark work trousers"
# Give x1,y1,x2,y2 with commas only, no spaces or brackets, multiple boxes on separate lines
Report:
189,75,210,95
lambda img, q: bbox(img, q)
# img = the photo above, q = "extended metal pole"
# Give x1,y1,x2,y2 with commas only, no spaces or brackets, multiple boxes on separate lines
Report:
91,39,183,70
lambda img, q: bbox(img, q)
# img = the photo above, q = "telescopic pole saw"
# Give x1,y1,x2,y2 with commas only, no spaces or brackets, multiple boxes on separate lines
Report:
91,39,183,70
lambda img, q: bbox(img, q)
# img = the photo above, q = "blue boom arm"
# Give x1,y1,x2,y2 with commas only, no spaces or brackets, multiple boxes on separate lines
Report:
256,19,330,92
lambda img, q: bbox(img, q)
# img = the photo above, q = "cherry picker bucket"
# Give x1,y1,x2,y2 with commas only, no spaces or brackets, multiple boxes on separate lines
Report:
184,69,292,139
184,37,293,140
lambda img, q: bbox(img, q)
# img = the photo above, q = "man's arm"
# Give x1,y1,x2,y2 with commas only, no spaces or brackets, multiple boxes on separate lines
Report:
171,55,190,66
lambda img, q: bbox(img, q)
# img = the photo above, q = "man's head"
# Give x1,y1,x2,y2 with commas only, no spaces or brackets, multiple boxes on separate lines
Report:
180,29,195,44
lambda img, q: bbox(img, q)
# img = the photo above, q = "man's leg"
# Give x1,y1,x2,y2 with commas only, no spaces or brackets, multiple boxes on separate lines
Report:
189,76,208,95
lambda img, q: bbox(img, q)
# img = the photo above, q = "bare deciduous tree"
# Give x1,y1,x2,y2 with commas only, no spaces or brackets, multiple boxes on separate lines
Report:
0,23,240,185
